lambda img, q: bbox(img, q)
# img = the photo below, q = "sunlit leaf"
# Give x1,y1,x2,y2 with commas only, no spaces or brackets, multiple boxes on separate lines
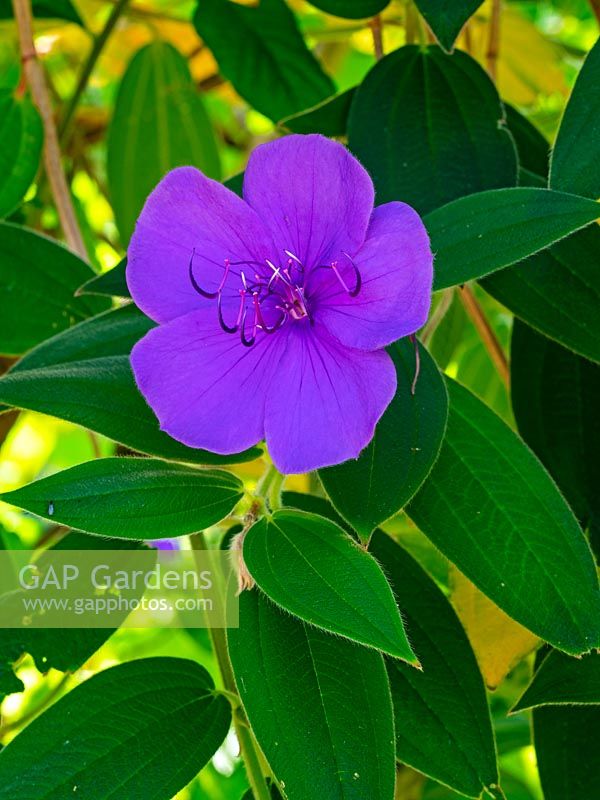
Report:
228,589,395,800
371,533,498,798
193,0,334,122
427,187,599,289
348,45,517,215
550,37,600,199
0,90,42,219
513,650,600,711
407,379,600,655
243,509,417,661
0,658,231,800
0,223,107,356
449,566,540,690
2,458,244,539
413,1,484,52
320,339,448,540
107,41,221,243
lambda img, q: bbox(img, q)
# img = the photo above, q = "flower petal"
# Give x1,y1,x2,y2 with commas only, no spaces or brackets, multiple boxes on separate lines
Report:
127,167,276,324
314,202,434,350
264,325,396,474
130,308,283,454
243,134,374,270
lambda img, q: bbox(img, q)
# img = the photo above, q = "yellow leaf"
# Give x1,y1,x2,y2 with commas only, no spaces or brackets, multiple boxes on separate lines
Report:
449,566,540,690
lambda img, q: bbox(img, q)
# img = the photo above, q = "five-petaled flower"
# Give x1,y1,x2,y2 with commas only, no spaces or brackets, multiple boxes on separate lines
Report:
127,134,433,474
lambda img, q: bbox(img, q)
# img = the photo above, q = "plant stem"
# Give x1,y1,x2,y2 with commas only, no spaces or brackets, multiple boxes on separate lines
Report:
256,461,285,512
369,14,384,60
486,0,501,81
12,0,87,259
420,287,454,345
458,285,509,388
191,533,272,800
59,0,131,145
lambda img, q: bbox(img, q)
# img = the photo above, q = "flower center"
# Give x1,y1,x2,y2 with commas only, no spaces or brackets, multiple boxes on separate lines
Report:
188,248,361,347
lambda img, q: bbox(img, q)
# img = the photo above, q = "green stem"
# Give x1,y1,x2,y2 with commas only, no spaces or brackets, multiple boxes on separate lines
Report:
59,0,131,145
256,462,285,512
191,533,272,800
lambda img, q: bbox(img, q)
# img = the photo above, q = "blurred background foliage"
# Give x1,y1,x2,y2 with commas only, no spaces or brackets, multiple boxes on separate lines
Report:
0,2,598,798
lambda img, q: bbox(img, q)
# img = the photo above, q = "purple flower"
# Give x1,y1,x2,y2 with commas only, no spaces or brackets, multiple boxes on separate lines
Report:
127,135,433,474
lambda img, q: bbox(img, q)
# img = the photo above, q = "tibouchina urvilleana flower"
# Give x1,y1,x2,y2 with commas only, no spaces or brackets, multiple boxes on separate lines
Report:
127,134,433,474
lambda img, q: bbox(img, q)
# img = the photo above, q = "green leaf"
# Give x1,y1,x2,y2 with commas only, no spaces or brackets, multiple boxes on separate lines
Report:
483,223,600,364
0,0,82,25
228,589,395,800
406,378,600,655
0,222,108,356
0,531,150,700
533,705,600,800
77,258,130,298
242,510,417,662
0,304,262,465
306,0,389,20
0,90,43,218
504,103,549,178
319,339,448,540
2,457,243,539
107,41,221,243
427,187,600,290
512,651,600,712
370,532,498,798
193,0,335,123
413,1,484,52
0,657,231,800
348,45,517,215
511,320,600,556
550,37,600,199
279,87,355,135
281,490,355,536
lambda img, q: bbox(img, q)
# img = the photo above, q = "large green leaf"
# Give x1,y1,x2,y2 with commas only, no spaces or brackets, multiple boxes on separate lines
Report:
533,705,600,800
228,589,395,800
413,1,484,52
107,41,221,243
0,657,231,800
513,651,600,712
0,0,82,24
193,0,334,123
0,304,262,465
242,510,417,662
0,223,107,356
319,340,447,540
0,90,42,218
0,531,151,700
306,0,389,19
77,258,129,299
2,458,244,539
279,88,355,135
483,224,600,364
407,379,600,655
370,532,498,798
426,187,599,289
511,320,600,555
550,37,600,199
348,45,517,215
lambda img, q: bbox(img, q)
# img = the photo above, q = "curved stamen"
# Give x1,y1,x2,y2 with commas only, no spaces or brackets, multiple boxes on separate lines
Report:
284,249,305,275
254,293,287,333
240,303,257,347
339,251,362,297
218,290,244,334
189,250,231,299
